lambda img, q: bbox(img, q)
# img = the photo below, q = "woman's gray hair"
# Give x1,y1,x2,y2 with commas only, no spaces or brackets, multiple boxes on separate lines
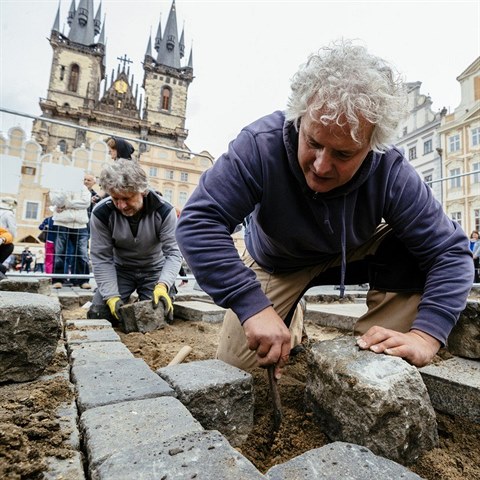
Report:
286,39,408,152
99,159,148,194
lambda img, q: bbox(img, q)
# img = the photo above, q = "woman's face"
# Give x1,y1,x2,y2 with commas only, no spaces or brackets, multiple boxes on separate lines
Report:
108,146,117,160
471,231,479,240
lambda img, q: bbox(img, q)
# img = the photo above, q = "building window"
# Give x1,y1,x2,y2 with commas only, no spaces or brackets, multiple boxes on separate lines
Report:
178,191,188,206
472,127,480,147
21,166,36,175
164,189,173,203
423,139,433,154
164,169,174,180
149,167,158,177
448,134,460,152
60,65,65,81
68,64,80,92
24,201,40,220
180,172,189,182
474,208,480,231
58,140,67,153
472,162,480,184
449,168,461,188
161,86,172,110
408,146,417,160
451,211,462,226
424,174,433,187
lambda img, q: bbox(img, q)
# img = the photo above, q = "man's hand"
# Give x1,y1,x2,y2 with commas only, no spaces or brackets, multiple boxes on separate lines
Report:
152,283,174,322
356,326,441,367
242,306,291,379
106,296,124,320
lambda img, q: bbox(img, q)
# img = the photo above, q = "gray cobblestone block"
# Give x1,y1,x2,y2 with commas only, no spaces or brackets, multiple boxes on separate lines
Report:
65,329,120,346
91,430,264,480
69,341,134,368
305,336,438,465
0,291,62,382
44,451,85,480
420,357,480,423
119,300,166,333
0,276,51,295
447,300,480,359
157,359,254,447
80,396,203,472
72,357,175,412
265,442,422,479
57,291,80,309
66,319,113,330
174,300,226,323
303,293,357,303
305,303,367,330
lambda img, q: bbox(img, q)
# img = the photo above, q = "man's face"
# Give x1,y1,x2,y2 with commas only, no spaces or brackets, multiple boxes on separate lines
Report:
110,190,144,216
297,112,374,193
84,175,96,189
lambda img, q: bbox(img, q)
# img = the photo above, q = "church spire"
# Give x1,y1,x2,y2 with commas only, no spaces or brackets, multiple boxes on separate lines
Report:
156,0,181,69
179,25,185,59
68,0,97,46
154,14,162,51
67,0,76,26
52,1,61,32
98,14,106,44
188,47,193,69
94,1,102,36
145,33,153,58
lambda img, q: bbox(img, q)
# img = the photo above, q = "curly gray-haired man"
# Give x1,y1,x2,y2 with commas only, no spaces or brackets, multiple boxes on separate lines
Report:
88,159,182,325
176,40,473,377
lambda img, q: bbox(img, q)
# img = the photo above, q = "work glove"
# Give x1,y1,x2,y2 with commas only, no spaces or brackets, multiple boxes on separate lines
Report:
106,296,124,320
152,283,174,322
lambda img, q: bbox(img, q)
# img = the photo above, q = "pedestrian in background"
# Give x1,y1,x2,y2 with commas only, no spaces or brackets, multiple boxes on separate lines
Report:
105,136,135,160
0,197,17,280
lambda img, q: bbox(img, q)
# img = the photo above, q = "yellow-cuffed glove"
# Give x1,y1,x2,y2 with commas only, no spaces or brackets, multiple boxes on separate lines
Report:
106,296,124,320
152,283,174,322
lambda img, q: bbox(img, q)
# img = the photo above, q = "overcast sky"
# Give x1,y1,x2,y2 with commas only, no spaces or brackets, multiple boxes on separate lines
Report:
1,0,479,159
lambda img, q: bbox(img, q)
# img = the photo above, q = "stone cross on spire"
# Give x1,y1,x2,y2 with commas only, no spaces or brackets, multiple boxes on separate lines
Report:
117,54,133,72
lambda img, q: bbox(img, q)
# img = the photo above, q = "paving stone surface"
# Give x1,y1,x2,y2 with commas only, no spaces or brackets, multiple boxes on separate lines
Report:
305,336,438,464
447,300,480,359
420,356,480,423
57,291,81,309
72,357,175,412
174,300,226,323
66,319,113,330
80,396,203,472
0,276,51,295
305,303,367,330
0,291,62,382
44,451,86,480
65,329,120,346
92,430,264,480
158,359,254,446
119,299,167,333
265,442,422,479
69,341,134,368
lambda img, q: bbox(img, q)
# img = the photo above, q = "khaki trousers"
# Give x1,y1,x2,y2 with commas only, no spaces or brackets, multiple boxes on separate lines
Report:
216,224,422,370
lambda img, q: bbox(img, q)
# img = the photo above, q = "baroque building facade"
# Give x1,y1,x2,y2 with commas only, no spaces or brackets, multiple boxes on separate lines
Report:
438,57,480,233
396,82,446,204
0,0,213,249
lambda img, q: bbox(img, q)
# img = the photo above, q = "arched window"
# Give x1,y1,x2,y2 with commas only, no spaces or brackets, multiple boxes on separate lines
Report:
68,64,80,92
161,87,171,111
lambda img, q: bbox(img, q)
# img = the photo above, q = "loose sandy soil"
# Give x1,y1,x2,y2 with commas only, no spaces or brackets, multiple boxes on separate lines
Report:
0,305,479,479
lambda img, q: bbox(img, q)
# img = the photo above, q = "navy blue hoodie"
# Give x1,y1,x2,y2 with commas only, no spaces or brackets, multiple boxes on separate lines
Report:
176,111,473,345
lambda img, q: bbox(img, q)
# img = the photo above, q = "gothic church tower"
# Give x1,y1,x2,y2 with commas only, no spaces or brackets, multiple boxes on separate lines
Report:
142,0,194,148
33,0,105,152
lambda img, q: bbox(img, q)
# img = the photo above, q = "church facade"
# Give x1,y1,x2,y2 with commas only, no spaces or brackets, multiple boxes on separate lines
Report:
1,0,214,248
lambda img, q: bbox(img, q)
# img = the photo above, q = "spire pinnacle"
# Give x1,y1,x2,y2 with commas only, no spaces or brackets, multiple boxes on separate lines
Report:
154,14,162,51
94,1,102,36
52,1,61,32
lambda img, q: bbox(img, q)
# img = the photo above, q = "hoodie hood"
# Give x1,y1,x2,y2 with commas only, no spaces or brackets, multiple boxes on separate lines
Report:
114,137,135,160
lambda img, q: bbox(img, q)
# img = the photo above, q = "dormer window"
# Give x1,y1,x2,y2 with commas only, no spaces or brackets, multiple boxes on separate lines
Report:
78,7,88,26
166,34,175,51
